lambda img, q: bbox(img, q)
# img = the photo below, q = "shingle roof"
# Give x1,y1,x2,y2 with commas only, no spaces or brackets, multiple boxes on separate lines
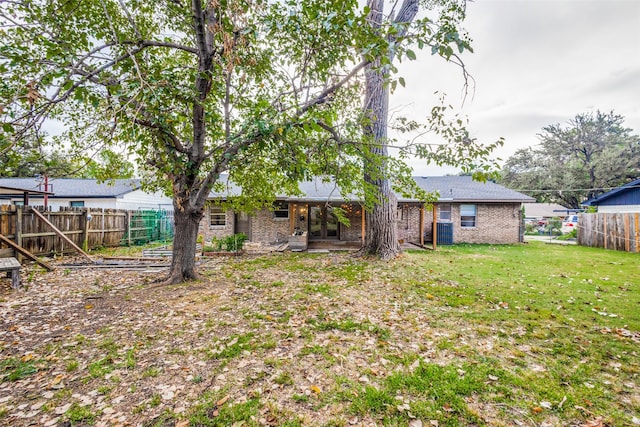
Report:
209,175,534,203
411,176,534,202
523,202,572,218
0,178,141,198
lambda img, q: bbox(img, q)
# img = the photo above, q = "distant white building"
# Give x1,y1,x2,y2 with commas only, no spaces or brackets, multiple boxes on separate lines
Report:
523,202,572,222
0,178,173,211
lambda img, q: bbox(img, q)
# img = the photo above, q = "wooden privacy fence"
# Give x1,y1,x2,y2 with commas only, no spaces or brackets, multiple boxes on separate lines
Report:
578,212,640,253
0,205,174,257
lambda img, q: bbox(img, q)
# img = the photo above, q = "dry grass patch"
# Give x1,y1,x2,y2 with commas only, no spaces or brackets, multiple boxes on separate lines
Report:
0,243,638,426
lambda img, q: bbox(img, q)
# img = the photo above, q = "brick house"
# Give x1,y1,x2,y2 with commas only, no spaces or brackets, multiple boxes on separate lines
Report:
198,176,534,248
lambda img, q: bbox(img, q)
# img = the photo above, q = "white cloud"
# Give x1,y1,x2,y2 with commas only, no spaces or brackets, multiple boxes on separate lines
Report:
392,0,640,175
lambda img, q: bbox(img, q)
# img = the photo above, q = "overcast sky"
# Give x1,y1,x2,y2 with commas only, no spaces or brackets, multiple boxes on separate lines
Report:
392,0,640,176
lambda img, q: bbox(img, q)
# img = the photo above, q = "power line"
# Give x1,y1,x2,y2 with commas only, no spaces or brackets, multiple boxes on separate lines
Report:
512,184,640,194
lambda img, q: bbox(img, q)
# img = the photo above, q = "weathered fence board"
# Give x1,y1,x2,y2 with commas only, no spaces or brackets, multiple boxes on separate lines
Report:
0,205,173,257
578,212,639,253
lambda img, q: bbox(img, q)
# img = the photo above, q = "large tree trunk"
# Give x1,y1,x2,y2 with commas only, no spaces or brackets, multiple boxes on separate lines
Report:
166,197,205,284
359,0,401,260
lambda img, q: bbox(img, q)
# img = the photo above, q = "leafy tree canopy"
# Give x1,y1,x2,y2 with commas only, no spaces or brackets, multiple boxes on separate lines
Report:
0,0,503,281
0,134,75,177
499,111,640,208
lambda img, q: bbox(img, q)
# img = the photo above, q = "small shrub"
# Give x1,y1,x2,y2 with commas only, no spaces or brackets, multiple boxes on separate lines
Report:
223,233,247,252
557,228,577,240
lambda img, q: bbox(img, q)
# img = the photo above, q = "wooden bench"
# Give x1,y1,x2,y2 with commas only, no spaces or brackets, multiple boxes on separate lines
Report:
0,257,21,289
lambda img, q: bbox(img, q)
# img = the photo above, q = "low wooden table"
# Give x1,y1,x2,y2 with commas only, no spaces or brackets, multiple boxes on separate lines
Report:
0,257,21,289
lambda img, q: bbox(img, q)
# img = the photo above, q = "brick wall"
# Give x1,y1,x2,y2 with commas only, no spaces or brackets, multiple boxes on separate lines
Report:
249,209,290,243
198,205,290,244
416,203,522,244
396,203,422,243
450,203,521,244
198,208,234,241
199,202,523,245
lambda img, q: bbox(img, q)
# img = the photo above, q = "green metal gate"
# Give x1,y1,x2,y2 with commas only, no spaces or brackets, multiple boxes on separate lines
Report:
122,209,174,245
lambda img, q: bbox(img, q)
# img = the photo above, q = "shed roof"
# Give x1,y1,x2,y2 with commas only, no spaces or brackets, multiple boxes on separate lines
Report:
0,178,141,198
582,178,640,206
0,185,53,196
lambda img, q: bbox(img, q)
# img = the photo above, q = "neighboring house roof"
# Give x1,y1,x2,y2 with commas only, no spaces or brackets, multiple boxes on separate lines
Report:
582,178,640,206
209,175,534,203
0,178,142,198
523,202,571,218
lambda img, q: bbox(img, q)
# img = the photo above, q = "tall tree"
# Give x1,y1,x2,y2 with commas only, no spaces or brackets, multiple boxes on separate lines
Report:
0,134,77,177
358,0,498,259
500,111,640,208
0,0,388,283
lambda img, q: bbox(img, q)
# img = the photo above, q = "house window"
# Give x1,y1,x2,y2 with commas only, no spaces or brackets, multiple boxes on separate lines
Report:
397,206,405,221
460,204,477,228
273,202,289,219
13,201,24,207
438,204,451,221
70,201,85,207
210,206,226,226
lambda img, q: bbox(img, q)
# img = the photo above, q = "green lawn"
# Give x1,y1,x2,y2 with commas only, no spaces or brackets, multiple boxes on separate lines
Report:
2,242,638,426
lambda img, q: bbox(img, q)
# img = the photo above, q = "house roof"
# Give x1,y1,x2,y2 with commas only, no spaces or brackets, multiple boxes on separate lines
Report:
582,178,640,206
410,176,534,203
209,175,534,203
0,178,142,198
523,202,572,218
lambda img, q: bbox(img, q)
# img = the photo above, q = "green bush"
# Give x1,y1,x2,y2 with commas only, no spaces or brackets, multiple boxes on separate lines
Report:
206,233,247,252
223,233,247,252
557,228,577,240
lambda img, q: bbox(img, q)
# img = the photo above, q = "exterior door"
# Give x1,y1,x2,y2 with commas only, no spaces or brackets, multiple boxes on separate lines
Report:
309,206,339,240
235,211,252,240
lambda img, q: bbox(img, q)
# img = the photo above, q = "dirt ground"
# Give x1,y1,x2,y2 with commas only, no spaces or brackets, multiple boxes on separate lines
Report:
1,255,406,427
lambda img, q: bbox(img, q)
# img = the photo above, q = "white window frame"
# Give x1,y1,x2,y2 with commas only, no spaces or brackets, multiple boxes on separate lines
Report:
460,204,477,228
438,204,452,221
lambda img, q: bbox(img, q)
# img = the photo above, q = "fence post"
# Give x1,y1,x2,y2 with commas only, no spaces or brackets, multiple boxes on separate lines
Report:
15,206,23,262
125,210,132,246
635,213,639,253
82,209,90,251
603,213,607,250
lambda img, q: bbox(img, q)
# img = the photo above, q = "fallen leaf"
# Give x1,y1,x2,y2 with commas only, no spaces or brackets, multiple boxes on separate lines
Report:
580,417,604,427
397,403,410,412
310,385,322,394
176,421,190,427
54,403,71,415
409,420,423,427
50,374,64,386
216,395,230,407
558,395,567,409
